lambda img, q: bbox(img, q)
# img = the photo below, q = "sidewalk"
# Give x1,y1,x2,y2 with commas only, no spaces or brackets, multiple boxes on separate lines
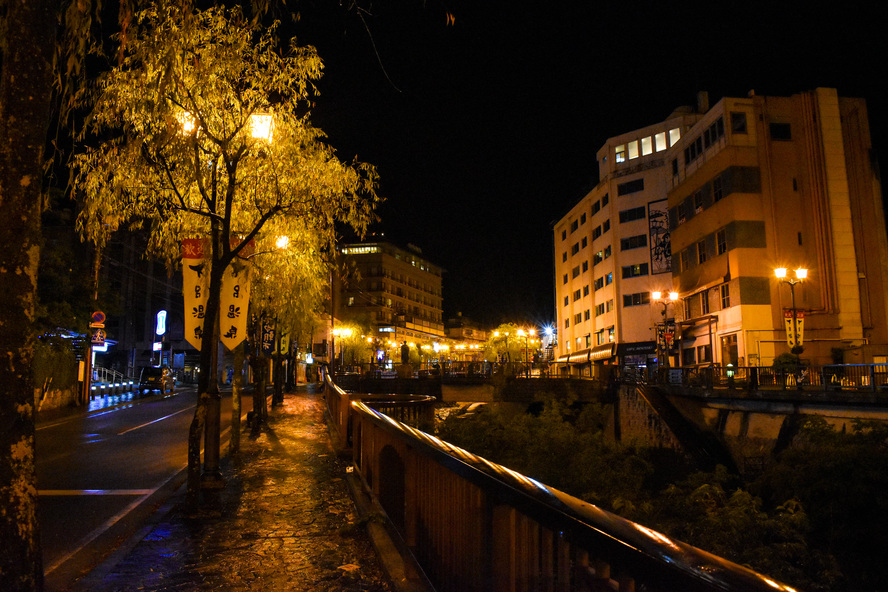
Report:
70,384,395,592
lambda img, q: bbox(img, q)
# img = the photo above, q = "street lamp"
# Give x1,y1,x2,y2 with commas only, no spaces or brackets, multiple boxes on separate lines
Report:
774,267,807,357
516,328,536,377
651,291,679,373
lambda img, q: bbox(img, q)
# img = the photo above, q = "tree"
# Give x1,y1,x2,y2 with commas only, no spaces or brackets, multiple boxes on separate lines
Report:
0,0,60,587
73,3,379,507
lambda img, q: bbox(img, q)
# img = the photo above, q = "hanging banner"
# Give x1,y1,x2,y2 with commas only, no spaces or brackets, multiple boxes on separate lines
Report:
220,241,254,351
783,310,805,347
182,238,210,350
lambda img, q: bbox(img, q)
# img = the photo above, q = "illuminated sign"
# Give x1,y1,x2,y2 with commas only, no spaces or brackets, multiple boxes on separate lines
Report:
155,310,167,336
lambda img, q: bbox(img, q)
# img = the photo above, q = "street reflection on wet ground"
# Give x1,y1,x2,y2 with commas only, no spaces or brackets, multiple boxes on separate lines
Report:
73,385,394,592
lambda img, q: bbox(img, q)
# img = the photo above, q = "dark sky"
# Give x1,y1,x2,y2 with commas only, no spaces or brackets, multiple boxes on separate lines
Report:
289,1,888,328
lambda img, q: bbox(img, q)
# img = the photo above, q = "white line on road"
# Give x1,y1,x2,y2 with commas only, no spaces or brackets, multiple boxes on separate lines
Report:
117,406,194,435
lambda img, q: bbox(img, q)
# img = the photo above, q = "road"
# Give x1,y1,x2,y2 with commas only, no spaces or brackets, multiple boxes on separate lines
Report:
36,387,237,591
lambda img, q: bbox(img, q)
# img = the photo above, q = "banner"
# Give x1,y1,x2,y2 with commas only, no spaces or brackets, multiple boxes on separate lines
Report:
783,310,805,347
182,238,210,350
220,242,254,351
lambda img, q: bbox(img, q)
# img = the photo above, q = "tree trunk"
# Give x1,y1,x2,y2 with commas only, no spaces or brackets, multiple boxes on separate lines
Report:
230,343,245,454
0,0,58,589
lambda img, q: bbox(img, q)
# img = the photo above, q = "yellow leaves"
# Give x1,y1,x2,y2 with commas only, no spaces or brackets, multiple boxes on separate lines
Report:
445,12,456,26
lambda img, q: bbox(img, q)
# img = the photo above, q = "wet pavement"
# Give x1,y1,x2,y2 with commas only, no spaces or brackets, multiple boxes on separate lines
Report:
69,384,395,592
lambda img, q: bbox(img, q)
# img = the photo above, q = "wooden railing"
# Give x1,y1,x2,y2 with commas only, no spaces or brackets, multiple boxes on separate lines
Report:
323,372,798,592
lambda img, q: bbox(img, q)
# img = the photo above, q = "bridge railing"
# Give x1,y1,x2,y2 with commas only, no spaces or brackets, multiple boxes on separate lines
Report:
323,372,797,592
660,363,888,393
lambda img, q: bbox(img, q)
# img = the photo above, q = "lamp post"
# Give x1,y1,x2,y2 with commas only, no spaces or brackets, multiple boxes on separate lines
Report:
517,328,536,377
774,267,807,358
651,291,679,375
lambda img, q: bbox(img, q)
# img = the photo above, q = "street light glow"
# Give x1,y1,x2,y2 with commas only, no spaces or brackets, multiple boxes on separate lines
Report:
250,112,274,141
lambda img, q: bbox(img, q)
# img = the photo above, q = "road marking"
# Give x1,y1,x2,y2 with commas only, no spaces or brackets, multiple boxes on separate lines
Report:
117,406,194,435
39,489,155,496
42,466,186,575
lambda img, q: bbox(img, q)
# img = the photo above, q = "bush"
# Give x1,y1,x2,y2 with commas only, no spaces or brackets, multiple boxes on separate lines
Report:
33,338,78,392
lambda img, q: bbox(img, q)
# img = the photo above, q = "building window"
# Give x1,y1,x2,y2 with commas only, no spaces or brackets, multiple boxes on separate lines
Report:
701,291,710,314
621,263,649,279
565,318,570,329
716,229,727,255
584,309,591,321
697,344,712,362
582,260,589,272
574,313,582,325
615,145,626,163
595,303,605,316
682,348,696,366
620,234,648,251
570,220,579,233
703,117,725,148
770,122,792,141
606,299,614,312
628,140,639,159
595,329,605,345
730,112,747,134
592,226,602,240
581,237,588,248
697,240,707,264
572,266,580,278
641,136,653,156
573,289,581,301
623,292,651,307
561,230,567,240
563,274,568,284
603,220,611,233
583,285,590,296
571,243,580,255
654,131,667,152
602,193,609,207
608,326,615,342
562,252,567,262
720,283,731,308
605,272,613,286
604,245,612,258
669,128,681,145
593,251,603,266
617,178,645,196
680,250,690,272
592,200,601,214
694,190,704,213
713,176,724,202
619,206,646,223
580,213,587,224
594,277,604,290
564,296,569,306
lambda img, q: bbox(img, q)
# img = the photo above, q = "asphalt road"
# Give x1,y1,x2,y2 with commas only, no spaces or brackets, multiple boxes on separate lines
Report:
36,387,237,591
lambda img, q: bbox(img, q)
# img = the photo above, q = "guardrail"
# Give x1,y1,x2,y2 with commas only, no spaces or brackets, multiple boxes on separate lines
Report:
324,372,798,592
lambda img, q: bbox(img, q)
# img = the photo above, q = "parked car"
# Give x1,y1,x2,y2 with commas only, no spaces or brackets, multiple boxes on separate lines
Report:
139,366,176,394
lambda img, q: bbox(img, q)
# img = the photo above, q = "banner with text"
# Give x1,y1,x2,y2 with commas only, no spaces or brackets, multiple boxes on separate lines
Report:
182,238,210,350
219,242,254,351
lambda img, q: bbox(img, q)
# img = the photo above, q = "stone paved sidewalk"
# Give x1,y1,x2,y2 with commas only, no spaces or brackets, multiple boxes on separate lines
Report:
73,385,395,592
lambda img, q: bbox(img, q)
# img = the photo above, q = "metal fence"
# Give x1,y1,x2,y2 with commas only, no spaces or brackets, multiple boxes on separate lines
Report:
324,372,798,592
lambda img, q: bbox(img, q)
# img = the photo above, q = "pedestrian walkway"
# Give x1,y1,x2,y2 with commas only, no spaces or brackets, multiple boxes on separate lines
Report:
70,384,395,592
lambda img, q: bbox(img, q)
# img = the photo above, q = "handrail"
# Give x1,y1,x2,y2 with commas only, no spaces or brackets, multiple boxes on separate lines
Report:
326,373,798,592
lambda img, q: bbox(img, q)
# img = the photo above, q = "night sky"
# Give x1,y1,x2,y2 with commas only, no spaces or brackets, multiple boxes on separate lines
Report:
288,1,888,328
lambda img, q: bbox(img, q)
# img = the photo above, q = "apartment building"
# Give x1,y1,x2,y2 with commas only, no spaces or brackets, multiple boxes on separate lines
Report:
336,240,445,351
669,88,888,367
553,104,704,373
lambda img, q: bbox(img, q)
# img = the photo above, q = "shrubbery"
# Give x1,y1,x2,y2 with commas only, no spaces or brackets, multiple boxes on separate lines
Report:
435,390,885,591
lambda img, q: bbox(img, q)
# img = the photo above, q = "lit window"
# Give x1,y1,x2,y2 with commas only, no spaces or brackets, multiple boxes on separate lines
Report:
615,145,626,163
669,128,681,146
641,136,653,156
654,132,667,152
628,140,639,160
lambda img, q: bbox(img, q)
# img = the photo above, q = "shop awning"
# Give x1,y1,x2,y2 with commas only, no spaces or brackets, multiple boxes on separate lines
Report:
568,349,590,364
590,343,615,361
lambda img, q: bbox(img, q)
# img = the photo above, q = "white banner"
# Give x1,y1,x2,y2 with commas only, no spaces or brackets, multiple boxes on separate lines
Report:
182,238,210,350
220,242,254,351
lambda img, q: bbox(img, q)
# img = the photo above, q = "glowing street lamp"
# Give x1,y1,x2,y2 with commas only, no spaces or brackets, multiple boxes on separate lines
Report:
775,267,807,356
651,291,679,371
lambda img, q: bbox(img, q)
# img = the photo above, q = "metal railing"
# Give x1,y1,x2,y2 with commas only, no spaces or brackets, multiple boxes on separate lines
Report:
324,373,798,592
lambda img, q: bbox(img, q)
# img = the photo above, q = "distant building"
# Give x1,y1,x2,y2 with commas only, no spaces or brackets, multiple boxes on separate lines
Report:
555,88,888,373
445,313,488,362
336,240,445,361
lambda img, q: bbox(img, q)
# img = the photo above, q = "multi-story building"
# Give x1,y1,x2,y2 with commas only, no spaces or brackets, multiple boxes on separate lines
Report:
553,102,704,373
336,240,445,360
669,88,888,367
555,87,888,373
